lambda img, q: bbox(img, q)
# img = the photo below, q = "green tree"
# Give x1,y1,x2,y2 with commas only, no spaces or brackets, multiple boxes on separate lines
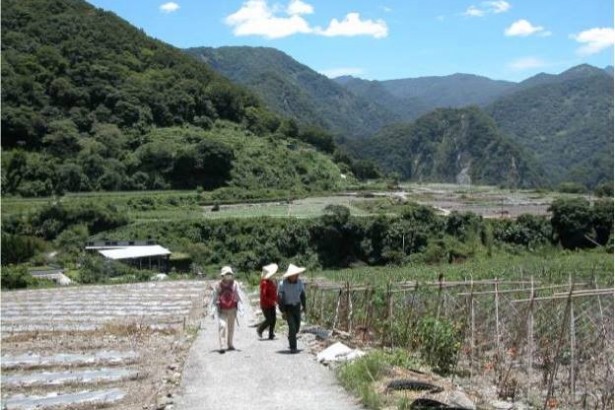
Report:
42,119,81,158
549,197,593,249
592,199,614,246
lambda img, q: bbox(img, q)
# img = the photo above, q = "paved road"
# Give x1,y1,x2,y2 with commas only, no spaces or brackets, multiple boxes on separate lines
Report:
175,290,362,410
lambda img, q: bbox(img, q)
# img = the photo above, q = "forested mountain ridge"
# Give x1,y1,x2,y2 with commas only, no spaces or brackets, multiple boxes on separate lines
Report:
344,107,546,188
1,0,343,196
333,64,613,189
184,45,612,189
184,46,398,138
486,66,614,188
335,73,517,122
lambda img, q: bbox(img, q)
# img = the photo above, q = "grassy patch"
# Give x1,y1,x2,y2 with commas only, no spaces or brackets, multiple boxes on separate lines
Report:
336,349,425,409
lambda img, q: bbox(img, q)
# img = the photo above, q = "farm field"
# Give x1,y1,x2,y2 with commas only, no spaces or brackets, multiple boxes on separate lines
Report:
305,252,614,409
1,183,581,221
0,280,209,410
313,251,614,285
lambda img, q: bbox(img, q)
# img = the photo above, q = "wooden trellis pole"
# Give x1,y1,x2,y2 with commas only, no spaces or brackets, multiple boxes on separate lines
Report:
404,283,418,349
569,292,576,398
469,277,476,380
543,280,575,410
347,281,353,334
527,276,535,379
332,288,342,331
494,278,501,359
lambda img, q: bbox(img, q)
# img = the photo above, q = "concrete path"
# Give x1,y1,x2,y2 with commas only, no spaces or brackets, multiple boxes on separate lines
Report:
175,290,362,410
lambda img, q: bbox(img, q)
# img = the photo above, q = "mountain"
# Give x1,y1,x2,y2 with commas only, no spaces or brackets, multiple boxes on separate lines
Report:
334,73,517,122
331,76,429,122
1,0,343,196
486,65,614,188
381,73,516,109
516,64,610,89
184,46,398,138
345,107,546,188
335,64,613,188
181,43,611,189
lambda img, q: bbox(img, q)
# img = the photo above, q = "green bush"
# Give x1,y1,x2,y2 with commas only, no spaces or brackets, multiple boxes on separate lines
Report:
1,233,47,265
412,317,462,374
557,182,587,194
1,265,38,289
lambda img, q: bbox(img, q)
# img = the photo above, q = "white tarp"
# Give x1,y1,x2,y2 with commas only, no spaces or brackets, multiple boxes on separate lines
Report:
316,342,366,363
98,245,170,260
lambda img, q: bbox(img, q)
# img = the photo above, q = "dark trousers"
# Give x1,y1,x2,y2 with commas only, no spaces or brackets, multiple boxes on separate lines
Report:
257,306,276,338
284,304,302,350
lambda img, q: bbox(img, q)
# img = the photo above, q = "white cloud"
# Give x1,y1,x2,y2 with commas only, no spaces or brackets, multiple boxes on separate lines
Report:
319,67,365,78
463,6,485,17
571,27,615,55
486,1,511,13
464,1,510,17
225,0,312,39
382,6,393,13
287,0,313,16
508,57,547,70
505,19,547,37
159,2,180,13
316,13,388,38
225,1,388,39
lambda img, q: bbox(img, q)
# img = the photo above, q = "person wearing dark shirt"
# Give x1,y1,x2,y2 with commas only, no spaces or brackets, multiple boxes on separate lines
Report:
257,263,278,340
277,264,307,354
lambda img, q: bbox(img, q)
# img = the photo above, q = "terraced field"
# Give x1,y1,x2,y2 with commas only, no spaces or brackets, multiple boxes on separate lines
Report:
1,280,209,410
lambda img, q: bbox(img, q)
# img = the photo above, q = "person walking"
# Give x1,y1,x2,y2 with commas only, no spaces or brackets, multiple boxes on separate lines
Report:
256,263,278,340
210,266,243,353
277,264,307,353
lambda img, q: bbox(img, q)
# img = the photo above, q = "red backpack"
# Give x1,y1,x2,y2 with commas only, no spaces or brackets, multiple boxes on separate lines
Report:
218,281,238,310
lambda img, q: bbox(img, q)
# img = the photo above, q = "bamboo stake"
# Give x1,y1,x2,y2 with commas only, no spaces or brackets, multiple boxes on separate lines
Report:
495,278,501,356
528,276,535,383
593,277,607,339
347,281,353,334
458,284,588,296
512,290,613,302
470,277,476,381
569,295,576,399
542,280,575,410
319,288,325,322
332,289,342,330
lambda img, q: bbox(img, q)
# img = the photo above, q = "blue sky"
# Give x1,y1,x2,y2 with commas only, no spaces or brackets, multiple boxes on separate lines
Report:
86,0,614,82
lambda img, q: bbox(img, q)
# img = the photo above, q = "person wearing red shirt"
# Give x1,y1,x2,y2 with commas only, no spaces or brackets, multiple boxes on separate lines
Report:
257,263,278,340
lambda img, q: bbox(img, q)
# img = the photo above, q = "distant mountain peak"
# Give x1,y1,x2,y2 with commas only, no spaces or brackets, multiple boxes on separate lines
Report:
333,75,359,85
560,63,608,79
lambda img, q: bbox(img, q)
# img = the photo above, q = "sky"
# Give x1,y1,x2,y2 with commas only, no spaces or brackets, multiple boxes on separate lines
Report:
85,0,614,82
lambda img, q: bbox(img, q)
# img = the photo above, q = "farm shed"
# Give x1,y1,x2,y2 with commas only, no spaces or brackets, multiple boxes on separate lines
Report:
85,241,171,272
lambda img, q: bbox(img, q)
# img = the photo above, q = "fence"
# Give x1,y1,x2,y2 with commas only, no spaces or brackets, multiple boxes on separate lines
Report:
307,276,614,409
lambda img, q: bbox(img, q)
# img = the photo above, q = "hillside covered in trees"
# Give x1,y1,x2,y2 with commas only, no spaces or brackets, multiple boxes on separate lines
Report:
190,45,612,190
185,46,397,138
345,107,546,188
1,0,343,197
486,65,614,188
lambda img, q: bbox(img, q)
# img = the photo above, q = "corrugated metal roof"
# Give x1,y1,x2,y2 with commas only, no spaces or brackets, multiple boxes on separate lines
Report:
98,245,171,260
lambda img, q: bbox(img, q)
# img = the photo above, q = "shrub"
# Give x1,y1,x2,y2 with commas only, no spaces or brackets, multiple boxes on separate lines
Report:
1,233,47,265
1,265,38,289
412,317,462,374
557,182,587,194
594,183,614,198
